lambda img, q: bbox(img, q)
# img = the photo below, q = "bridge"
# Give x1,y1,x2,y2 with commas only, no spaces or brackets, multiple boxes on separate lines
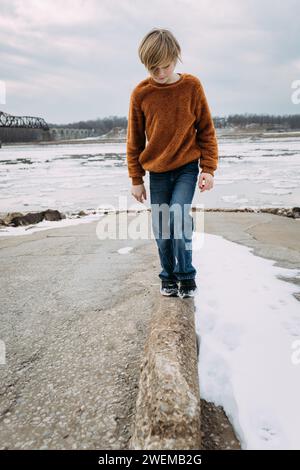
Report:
49,128,96,140
0,110,98,143
0,110,49,130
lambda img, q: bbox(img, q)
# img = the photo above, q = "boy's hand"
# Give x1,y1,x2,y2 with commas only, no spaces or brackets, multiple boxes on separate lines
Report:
131,183,147,203
198,172,214,192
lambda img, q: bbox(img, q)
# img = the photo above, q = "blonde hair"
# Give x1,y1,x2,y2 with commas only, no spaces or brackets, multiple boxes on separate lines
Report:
138,28,182,72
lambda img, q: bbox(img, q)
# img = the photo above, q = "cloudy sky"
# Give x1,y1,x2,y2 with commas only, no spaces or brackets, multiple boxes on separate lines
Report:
0,0,299,124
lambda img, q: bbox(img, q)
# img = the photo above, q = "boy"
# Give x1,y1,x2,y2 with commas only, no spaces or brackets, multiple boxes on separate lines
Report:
126,28,218,298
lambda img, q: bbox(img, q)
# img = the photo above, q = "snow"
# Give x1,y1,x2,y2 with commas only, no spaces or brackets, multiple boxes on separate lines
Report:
193,231,300,449
0,135,300,216
117,246,133,254
0,211,105,237
1,136,300,449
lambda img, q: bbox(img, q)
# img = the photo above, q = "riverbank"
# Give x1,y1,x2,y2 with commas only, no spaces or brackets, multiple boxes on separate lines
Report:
0,210,299,449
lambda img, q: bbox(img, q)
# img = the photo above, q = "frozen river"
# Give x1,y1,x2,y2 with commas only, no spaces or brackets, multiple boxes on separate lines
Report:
1,132,299,216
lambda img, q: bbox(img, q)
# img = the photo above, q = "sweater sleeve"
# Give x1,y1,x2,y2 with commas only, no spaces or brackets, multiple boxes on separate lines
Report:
194,80,218,176
126,91,146,185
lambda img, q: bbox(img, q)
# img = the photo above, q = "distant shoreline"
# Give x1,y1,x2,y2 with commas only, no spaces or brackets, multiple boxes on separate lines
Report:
1,138,126,147
1,129,300,147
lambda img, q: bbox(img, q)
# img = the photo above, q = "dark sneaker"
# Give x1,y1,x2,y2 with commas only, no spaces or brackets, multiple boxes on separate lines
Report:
160,279,178,297
178,279,197,298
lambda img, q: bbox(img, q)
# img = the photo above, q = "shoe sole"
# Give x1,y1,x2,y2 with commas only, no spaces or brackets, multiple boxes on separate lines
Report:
160,290,178,297
178,288,197,299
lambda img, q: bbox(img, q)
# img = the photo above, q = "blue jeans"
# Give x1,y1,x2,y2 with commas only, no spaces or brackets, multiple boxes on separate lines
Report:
149,160,199,281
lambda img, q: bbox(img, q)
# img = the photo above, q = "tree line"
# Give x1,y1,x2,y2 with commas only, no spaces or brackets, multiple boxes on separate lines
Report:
1,113,300,143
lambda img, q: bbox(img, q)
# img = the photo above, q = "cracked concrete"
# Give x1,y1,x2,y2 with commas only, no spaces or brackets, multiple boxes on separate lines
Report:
0,214,158,449
203,211,300,272
0,210,299,449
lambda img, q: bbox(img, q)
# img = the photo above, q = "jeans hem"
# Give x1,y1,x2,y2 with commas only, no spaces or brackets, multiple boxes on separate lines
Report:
174,275,196,281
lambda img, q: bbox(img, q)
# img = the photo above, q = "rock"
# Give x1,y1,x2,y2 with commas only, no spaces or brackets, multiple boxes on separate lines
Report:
3,209,65,226
2,212,24,225
43,209,66,221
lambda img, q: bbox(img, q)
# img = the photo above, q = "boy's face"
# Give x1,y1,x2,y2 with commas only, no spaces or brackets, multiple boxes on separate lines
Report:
148,59,177,84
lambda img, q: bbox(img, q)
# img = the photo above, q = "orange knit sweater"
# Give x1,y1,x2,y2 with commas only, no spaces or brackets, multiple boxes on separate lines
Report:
126,73,218,185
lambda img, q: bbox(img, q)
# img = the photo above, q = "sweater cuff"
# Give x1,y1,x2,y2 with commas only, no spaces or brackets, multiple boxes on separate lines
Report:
131,176,144,185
